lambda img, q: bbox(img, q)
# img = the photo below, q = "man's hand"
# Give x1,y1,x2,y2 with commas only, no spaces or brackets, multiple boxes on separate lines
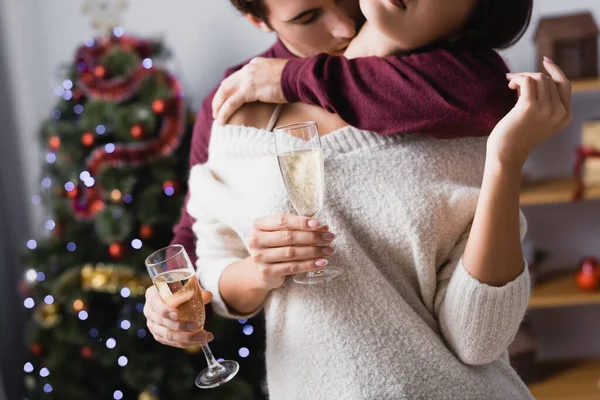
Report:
212,57,289,125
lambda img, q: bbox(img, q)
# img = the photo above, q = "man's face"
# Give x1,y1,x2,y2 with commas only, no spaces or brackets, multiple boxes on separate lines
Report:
262,0,363,57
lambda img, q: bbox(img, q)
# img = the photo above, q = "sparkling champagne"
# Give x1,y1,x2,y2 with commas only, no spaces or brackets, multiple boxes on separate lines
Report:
154,269,205,327
277,148,324,217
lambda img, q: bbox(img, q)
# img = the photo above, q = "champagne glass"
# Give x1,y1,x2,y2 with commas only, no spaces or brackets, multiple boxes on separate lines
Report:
273,121,345,285
145,245,239,389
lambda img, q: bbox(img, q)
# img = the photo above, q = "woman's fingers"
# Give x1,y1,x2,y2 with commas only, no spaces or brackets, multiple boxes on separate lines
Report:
148,320,214,348
542,58,572,114
253,245,335,264
252,214,328,232
251,229,335,248
508,75,537,107
261,258,329,279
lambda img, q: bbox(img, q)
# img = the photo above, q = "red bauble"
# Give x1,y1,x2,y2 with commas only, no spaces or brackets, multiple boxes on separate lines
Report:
66,186,79,199
30,343,43,356
94,65,106,78
152,99,165,114
80,346,93,359
49,136,61,151
72,89,84,102
162,180,179,195
82,132,95,147
130,124,144,139
576,257,600,291
109,242,125,259
81,72,94,85
139,224,154,239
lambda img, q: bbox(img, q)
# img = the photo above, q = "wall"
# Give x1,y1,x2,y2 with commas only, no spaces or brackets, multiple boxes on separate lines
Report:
1,0,599,362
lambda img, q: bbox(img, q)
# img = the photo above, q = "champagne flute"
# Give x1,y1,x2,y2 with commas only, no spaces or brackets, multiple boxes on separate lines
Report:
273,121,345,285
145,245,239,389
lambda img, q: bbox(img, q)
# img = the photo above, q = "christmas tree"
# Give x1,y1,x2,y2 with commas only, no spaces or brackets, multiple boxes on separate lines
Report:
19,22,266,400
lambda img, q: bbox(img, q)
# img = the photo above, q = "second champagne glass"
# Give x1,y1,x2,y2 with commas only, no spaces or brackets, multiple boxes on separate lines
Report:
145,245,239,389
273,121,344,285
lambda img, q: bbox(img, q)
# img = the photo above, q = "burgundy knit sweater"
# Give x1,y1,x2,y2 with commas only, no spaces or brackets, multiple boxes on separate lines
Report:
171,39,516,265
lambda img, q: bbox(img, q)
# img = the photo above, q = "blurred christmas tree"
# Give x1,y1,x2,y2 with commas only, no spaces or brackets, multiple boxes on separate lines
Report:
19,3,266,399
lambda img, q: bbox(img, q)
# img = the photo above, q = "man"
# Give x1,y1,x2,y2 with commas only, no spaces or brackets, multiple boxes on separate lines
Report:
144,0,363,349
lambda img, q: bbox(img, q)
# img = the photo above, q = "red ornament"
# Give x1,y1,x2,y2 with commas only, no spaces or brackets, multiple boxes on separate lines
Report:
81,132,95,147
139,224,154,239
66,186,79,199
94,65,106,78
109,242,125,259
130,124,144,139
30,343,43,356
72,89,84,102
152,99,165,114
162,180,179,195
576,257,600,291
49,136,61,151
80,346,93,359
81,72,94,85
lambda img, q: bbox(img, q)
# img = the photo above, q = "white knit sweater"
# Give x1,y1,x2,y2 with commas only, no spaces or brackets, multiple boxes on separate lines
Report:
188,124,533,400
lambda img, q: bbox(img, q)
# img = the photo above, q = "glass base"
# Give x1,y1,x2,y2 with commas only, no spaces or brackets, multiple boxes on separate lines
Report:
293,266,344,285
195,360,239,389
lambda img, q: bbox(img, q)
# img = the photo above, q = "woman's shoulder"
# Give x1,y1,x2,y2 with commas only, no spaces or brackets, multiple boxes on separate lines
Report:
226,102,278,129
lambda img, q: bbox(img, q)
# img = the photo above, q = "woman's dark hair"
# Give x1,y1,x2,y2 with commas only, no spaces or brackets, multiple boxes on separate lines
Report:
459,0,533,49
229,0,270,23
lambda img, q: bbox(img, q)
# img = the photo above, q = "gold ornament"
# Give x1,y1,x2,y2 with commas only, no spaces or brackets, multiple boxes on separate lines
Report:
138,391,159,400
82,0,127,36
34,303,60,328
80,263,151,295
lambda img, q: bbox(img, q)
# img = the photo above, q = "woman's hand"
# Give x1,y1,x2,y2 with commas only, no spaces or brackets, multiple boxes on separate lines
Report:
211,57,289,125
144,285,215,349
487,58,572,170
247,214,336,290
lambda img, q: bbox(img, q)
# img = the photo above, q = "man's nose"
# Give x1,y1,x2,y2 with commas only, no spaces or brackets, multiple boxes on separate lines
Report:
327,8,357,39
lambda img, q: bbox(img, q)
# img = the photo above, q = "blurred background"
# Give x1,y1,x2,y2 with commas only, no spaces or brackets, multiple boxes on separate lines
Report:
0,0,599,399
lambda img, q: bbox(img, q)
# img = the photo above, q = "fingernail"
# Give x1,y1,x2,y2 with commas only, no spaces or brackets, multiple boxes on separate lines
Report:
322,247,335,255
322,232,336,242
194,333,207,342
307,219,321,228
315,259,328,267
169,312,179,321
207,333,214,342
543,56,554,64
187,323,198,331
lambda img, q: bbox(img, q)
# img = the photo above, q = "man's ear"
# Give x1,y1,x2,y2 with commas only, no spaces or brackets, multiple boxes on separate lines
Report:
245,13,272,33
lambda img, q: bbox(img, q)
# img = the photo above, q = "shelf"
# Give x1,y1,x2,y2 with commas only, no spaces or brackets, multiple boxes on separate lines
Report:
529,272,600,309
528,359,600,400
572,78,600,94
520,177,600,206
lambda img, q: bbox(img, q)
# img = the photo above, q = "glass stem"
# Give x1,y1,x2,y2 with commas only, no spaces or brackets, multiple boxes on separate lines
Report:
201,344,225,377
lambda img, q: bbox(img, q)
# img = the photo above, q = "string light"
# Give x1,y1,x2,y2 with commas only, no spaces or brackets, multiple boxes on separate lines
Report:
238,319,248,324
120,287,131,298
105,143,115,154
39,367,50,377
118,356,128,367
96,125,106,135
113,27,125,37
120,320,131,330
43,384,53,393
123,194,133,203
36,272,46,282
73,299,84,311
78,310,89,320
89,328,99,338
24,298,35,309
62,80,73,90
106,338,116,349
45,220,56,230
243,325,254,336
46,153,56,164
164,186,175,196
41,178,52,188
80,171,91,181
238,347,250,358
137,329,147,338
54,86,65,96
84,177,96,187
67,242,77,252
26,269,37,281
113,390,123,400
63,90,73,101
131,239,142,250
136,303,144,312
64,182,76,192
84,38,95,47
44,295,54,305
24,363,34,373
142,58,153,69
51,110,61,120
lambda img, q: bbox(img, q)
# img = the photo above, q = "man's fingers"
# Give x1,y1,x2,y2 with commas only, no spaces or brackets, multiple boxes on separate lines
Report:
217,92,246,125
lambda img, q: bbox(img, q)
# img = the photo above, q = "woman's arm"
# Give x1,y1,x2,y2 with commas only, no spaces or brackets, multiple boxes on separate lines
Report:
435,59,571,365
